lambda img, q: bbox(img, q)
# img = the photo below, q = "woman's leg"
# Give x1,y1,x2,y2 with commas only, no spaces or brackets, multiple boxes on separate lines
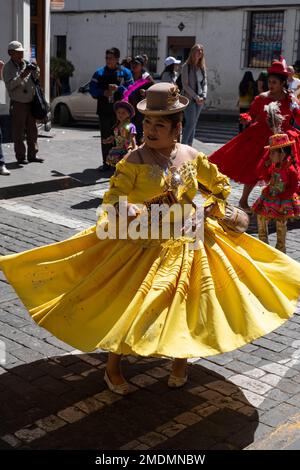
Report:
182,102,197,145
106,352,126,385
171,358,188,377
257,215,269,244
275,220,287,253
168,358,188,388
239,184,255,210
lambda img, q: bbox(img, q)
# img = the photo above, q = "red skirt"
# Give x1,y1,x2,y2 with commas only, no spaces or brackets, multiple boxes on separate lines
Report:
252,193,300,220
209,122,300,185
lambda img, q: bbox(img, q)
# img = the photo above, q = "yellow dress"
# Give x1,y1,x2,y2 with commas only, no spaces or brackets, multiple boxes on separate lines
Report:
0,153,300,358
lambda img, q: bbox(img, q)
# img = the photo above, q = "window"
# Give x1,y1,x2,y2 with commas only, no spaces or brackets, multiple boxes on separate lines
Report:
50,0,65,10
55,35,67,59
247,11,284,68
128,22,159,73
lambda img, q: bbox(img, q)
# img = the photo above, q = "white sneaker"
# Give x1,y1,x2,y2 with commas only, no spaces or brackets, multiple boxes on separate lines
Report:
0,165,10,175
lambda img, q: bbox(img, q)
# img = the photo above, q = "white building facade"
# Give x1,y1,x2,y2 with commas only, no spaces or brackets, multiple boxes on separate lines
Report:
51,0,300,112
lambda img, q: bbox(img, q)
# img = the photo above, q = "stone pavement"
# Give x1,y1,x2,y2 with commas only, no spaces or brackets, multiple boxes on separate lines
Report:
0,126,300,450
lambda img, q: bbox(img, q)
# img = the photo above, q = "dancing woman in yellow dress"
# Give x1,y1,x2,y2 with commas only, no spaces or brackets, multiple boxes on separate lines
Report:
0,83,300,395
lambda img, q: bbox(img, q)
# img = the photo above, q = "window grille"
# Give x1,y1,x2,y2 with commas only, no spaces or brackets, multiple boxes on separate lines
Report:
294,10,300,63
128,22,159,73
248,11,284,68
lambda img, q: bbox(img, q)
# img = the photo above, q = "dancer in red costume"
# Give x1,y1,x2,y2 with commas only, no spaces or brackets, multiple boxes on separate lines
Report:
209,59,300,211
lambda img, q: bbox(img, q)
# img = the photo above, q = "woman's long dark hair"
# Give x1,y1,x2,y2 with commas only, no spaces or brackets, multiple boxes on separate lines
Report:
239,71,255,96
160,63,175,80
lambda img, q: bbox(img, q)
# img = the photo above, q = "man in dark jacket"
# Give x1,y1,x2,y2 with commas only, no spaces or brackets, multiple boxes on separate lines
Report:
89,48,133,171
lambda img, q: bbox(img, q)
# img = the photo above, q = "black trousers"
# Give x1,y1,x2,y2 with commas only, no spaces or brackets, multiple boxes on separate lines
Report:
98,113,116,165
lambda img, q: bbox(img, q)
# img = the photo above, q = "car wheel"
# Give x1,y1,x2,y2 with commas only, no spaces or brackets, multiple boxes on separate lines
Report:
57,104,72,126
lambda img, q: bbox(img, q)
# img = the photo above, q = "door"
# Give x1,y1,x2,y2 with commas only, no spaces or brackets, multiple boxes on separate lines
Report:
167,36,196,63
30,0,45,88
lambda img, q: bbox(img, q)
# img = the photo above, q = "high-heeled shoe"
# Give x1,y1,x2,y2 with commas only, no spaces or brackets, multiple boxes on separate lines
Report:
168,373,188,388
104,370,130,395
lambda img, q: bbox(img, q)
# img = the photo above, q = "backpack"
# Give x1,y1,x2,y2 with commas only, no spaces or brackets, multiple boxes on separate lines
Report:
175,64,190,93
175,73,183,92
31,77,50,120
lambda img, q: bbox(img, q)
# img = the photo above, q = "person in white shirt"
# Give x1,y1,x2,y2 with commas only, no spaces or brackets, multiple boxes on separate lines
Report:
287,66,300,98
160,56,181,84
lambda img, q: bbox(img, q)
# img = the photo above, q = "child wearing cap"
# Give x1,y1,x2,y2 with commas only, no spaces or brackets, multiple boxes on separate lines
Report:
161,56,181,84
103,100,137,166
252,133,300,253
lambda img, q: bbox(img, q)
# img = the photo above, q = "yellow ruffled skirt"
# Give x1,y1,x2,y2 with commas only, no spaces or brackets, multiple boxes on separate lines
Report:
1,219,299,358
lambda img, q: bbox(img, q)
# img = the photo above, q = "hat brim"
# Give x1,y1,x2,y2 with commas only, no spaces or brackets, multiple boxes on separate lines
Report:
165,60,181,66
264,141,295,150
113,101,135,118
267,68,288,77
137,95,189,115
9,47,24,52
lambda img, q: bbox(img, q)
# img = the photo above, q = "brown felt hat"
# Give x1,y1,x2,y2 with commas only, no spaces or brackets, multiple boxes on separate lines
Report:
137,82,189,115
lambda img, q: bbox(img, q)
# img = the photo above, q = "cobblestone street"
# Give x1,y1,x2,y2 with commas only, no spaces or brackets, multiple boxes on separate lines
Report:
0,128,300,450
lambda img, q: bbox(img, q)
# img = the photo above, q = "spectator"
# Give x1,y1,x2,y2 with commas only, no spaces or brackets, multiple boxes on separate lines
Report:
131,55,152,82
89,47,133,172
293,60,300,79
104,101,137,167
0,60,10,175
3,41,43,165
141,54,149,70
238,71,255,132
160,56,181,84
121,57,132,70
287,66,300,98
181,43,207,145
127,56,154,145
255,70,268,95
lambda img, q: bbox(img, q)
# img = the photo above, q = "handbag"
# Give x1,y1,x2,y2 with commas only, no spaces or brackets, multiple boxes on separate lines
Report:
197,183,249,234
218,204,250,234
31,77,50,120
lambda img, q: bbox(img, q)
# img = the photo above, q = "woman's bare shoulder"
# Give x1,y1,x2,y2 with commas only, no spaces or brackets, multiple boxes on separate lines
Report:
126,148,143,164
178,143,199,160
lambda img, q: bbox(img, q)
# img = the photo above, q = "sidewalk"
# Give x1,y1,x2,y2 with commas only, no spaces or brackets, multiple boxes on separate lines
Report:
0,126,300,450
0,126,220,198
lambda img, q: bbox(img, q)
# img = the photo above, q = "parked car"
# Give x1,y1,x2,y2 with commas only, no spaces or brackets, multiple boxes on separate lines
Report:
51,82,97,125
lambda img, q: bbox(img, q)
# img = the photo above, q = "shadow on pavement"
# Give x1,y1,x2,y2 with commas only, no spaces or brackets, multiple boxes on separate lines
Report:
71,198,101,210
0,353,258,450
68,168,113,185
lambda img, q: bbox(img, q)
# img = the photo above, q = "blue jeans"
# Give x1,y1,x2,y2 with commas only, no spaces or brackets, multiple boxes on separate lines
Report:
0,128,5,167
181,100,203,146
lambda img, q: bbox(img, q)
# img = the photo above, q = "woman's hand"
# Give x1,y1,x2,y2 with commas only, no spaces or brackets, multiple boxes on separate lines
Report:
204,202,217,218
195,96,204,106
115,202,141,220
127,203,142,222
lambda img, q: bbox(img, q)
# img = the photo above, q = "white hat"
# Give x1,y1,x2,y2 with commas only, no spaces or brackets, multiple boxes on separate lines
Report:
8,41,24,52
164,56,181,67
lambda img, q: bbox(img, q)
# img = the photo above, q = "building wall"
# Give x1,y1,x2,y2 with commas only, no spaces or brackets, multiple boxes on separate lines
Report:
61,0,300,11
51,6,300,111
0,0,51,114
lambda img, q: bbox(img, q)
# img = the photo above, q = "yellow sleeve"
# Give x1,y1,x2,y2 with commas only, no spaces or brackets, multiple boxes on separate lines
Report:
96,160,136,231
196,152,231,217
102,159,137,206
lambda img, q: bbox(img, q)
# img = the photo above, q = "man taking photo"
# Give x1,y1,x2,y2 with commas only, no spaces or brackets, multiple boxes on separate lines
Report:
3,41,43,165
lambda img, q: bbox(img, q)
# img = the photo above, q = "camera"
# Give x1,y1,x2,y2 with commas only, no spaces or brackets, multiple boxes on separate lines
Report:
25,62,37,71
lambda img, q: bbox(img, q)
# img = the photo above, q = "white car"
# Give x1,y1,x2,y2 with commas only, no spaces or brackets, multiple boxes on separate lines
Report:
51,82,98,125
